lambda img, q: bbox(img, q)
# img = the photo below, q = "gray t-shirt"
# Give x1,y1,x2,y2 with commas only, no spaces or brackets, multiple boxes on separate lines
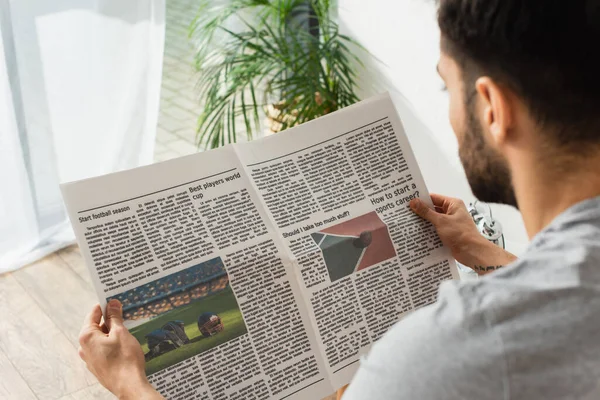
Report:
344,196,600,400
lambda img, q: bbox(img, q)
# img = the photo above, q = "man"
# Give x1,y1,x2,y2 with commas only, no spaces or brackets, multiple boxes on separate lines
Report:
78,0,600,398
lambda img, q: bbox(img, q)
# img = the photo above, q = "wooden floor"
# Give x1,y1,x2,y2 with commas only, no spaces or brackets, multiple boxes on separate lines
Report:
0,245,337,400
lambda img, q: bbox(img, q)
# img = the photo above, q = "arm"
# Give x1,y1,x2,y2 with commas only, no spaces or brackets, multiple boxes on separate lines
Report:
410,194,517,275
78,300,164,400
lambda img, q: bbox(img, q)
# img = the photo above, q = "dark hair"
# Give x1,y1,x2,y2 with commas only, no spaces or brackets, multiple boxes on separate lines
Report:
438,0,600,146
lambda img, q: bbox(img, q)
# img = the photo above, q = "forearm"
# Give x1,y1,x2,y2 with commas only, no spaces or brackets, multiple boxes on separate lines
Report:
119,381,164,400
459,236,517,275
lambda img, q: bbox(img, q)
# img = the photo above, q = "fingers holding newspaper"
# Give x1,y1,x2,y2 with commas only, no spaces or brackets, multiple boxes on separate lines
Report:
78,300,163,400
410,194,517,275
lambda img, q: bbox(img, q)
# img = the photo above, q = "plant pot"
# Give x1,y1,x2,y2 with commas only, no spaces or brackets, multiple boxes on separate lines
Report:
264,92,333,135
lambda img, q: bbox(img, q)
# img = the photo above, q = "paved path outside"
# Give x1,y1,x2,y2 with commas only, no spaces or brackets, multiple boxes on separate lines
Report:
154,0,204,162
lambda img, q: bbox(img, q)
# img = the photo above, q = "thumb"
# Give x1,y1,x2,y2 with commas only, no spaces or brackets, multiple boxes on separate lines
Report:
105,299,124,331
410,198,440,226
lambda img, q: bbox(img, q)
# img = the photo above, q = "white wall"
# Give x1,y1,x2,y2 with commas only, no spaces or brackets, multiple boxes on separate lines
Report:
339,0,528,253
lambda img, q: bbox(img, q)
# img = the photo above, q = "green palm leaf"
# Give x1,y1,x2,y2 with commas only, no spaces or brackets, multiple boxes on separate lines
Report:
189,0,364,149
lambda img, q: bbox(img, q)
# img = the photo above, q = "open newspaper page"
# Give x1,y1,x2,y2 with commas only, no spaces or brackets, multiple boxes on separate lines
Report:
61,146,332,400
236,93,459,390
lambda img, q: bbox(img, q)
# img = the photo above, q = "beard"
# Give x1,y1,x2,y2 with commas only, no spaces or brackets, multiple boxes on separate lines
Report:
458,100,518,208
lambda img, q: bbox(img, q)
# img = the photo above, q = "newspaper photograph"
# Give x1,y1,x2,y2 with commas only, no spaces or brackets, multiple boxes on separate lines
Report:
310,212,397,282
107,257,247,375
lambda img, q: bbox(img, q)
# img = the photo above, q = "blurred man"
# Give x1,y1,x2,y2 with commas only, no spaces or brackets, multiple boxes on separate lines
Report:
78,1,600,399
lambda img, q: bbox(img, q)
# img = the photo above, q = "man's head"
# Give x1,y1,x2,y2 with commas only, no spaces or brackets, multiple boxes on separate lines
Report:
437,0,600,208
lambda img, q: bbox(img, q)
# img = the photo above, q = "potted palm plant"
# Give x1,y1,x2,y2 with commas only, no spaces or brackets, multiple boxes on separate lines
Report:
190,0,363,149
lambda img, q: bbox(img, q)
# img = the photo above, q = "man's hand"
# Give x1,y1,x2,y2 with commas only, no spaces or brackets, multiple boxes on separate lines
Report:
78,300,163,400
410,194,517,275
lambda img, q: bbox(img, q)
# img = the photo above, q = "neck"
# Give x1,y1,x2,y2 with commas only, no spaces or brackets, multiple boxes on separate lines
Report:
513,150,600,239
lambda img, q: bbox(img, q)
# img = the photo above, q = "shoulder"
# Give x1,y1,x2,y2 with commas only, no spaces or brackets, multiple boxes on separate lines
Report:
344,279,507,400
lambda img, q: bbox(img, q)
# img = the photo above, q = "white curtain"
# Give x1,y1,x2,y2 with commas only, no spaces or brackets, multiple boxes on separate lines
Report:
0,0,165,273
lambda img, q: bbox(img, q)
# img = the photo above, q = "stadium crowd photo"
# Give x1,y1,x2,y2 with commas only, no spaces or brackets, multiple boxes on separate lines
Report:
107,257,248,375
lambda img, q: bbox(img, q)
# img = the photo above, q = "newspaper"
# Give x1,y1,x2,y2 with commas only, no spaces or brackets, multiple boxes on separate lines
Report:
61,93,458,400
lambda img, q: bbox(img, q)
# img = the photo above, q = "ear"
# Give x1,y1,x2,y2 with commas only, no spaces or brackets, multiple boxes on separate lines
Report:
475,77,513,146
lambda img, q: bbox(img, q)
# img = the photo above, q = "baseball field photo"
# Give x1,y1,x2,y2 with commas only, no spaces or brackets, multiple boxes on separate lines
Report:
311,212,397,282
107,257,247,376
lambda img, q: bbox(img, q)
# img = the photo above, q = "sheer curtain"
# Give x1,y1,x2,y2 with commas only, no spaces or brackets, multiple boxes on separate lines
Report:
0,0,165,273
